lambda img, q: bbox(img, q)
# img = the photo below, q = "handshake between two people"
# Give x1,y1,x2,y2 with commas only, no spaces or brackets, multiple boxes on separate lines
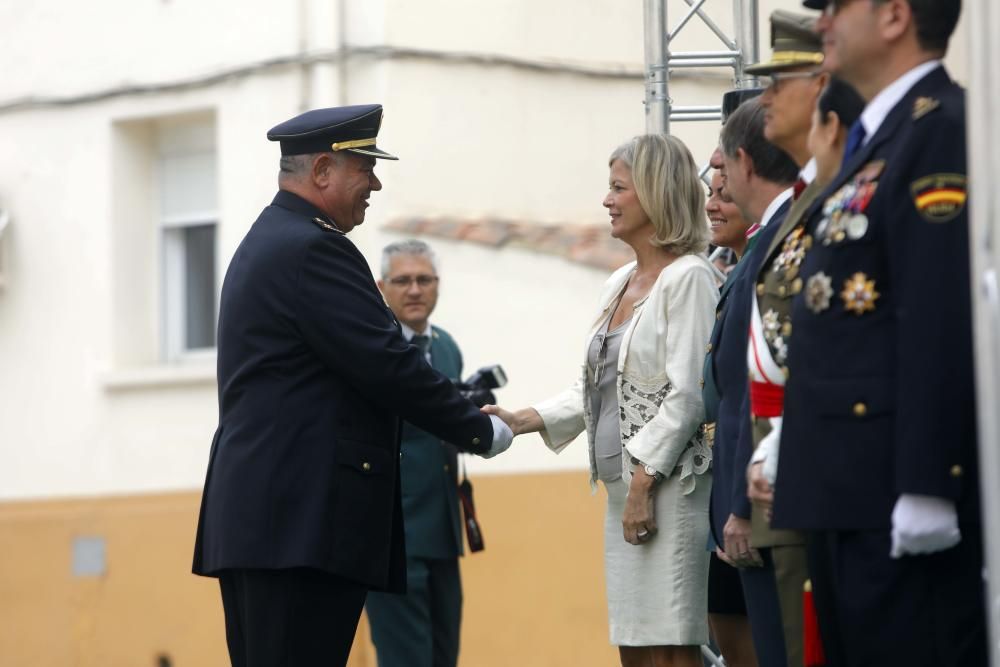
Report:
479,403,544,459
463,365,545,460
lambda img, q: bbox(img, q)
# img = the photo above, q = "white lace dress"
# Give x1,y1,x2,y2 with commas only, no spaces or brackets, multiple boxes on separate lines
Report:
533,254,719,646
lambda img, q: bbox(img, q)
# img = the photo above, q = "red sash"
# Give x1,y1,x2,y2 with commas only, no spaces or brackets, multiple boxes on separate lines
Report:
750,381,784,418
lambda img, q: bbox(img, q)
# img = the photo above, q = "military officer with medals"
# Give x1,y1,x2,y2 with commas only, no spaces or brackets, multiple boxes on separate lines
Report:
192,104,513,667
771,1,986,664
736,12,832,666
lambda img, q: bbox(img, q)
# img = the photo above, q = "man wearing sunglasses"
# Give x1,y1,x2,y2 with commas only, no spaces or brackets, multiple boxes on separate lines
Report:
772,1,985,664
723,11,827,667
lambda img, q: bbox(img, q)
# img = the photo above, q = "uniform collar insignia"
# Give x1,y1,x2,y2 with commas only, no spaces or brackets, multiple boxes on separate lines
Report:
311,216,344,234
912,96,940,120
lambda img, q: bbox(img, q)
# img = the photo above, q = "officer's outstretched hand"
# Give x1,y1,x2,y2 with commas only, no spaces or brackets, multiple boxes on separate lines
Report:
890,494,961,558
480,415,513,459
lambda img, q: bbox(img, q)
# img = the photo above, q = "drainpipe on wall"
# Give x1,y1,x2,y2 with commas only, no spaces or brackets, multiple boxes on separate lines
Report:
337,0,349,106
298,0,313,112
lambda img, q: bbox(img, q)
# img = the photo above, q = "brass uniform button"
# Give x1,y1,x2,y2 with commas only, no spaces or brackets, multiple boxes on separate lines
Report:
804,579,813,593
782,367,790,379
791,277,803,295
707,342,713,352
834,231,846,243
782,322,792,337
757,283,765,296
778,285,786,297
950,464,963,478
853,402,867,417
362,462,372,472
472,437,481,446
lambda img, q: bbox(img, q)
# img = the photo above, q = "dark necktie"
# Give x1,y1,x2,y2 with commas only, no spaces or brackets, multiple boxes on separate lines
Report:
411,334,431,359
843,120,867,162
793,177,808,201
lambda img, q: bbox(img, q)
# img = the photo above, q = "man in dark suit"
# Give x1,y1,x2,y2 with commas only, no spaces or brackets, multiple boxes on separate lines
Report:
773,1,986,664
704,96,799,667
366,239,469,667
191,104,512,667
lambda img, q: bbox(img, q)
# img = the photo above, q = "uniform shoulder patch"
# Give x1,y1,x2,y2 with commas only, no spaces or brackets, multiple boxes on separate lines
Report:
910,173,967,222
912,96,940,120
311,216,344,234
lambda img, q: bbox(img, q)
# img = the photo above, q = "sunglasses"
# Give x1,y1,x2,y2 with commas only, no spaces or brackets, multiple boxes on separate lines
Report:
761,70,823,92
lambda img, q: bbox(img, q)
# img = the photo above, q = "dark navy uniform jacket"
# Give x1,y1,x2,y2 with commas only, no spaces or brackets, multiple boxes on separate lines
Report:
705,210,788,542
192,190,493,593
773,66,979,531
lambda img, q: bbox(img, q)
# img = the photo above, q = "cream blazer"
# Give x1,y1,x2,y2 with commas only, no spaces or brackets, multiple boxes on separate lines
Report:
534,254,720,493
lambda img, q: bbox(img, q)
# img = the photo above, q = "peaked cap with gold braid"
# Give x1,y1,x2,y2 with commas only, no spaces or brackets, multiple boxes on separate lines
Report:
267,103,399,160
745,10,824,75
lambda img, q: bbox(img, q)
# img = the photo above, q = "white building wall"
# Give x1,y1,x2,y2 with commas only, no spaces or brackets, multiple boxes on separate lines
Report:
0,0,970,500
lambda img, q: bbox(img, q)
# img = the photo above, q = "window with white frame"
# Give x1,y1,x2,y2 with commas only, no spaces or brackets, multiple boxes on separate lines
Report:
156,119,218,361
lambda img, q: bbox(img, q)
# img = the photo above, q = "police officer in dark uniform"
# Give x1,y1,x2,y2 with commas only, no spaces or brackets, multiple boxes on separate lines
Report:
192,104,512,667
772,1,986,664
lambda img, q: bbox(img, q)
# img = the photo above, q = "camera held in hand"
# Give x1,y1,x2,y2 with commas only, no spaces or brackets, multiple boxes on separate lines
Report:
456,365,508,408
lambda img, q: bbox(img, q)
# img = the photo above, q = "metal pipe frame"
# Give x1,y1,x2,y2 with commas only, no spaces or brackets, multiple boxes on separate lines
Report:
643,0,760,133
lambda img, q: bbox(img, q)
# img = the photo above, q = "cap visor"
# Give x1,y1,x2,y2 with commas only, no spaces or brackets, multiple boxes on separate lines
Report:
348,146,399,160
744,60,820,75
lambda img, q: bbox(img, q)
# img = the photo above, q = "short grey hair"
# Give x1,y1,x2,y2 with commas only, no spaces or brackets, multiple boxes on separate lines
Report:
608,134,709,256
278,151,346,177
381,239,439,279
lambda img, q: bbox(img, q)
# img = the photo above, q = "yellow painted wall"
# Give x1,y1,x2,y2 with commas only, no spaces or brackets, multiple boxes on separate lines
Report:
0,470,616,666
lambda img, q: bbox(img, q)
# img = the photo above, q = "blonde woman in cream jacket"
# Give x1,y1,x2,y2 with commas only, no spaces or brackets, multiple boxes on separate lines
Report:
485,134,719,667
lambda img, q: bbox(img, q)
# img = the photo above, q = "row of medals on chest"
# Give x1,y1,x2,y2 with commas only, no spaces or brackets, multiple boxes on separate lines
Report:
762,175,881,345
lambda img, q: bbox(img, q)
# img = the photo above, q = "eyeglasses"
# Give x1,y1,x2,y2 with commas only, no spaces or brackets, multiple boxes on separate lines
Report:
761,71,822,93
387,275,439,288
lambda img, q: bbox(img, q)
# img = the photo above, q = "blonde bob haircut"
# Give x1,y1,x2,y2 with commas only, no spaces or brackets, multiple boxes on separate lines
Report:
608,134,709,256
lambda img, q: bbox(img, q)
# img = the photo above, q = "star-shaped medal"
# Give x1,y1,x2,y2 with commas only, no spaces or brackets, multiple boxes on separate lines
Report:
840,272,880,315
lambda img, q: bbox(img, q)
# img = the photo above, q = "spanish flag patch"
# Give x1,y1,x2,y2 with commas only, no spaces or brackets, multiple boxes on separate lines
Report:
910,173,967,222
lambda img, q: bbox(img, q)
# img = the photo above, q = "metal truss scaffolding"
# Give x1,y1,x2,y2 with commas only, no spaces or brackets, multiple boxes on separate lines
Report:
642,0,760,134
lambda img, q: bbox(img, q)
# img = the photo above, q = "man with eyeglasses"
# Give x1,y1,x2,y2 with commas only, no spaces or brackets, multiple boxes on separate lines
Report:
771,1,985,664
193,105,513,667
367,239,470,667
